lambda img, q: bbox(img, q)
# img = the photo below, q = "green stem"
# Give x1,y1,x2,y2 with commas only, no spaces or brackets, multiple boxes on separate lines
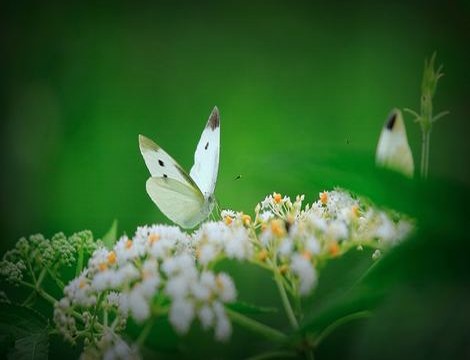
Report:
36,268,47,288
20,280,57,305
137,318,155,346
274,271,299,330
246,350,297,360
313,311,372,347
306,350,315,360
76,246,85,277
46,266,65,290
225,308,287,343
420,131,426,178
425,130,430,178
20,280,91,326
421,130,431,179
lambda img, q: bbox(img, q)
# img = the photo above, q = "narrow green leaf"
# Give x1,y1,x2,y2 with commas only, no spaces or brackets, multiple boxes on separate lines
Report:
102,219,118,250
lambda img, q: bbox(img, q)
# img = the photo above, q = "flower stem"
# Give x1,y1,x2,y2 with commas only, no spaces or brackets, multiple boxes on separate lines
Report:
274,270,299,330
407,52,447,179
246,350,297,360
313,311,371,347
137,318,155,346
225,307,287,343
76,245,84,277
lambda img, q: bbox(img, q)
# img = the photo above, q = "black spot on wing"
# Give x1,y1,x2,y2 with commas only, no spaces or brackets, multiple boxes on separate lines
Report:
207,106,220,130
386,112,397,130
205,142,209,150
158,160,164,167
163,174,168,178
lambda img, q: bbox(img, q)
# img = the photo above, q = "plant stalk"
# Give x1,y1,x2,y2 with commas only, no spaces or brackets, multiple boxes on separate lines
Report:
225,307,287,343
274,271,299,330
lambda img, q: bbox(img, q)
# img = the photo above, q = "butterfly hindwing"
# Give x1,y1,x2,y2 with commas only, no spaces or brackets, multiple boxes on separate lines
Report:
189,106,220,197
146,177,206,229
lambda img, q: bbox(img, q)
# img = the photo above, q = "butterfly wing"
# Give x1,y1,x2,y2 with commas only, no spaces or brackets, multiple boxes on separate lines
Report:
189,106,220,197
146,177,207,229
375,109,414,177
139,134,201,189
139,134,207,228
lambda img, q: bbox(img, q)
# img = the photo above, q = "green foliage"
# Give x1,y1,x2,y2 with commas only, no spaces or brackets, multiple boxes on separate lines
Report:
0,303,49,360
101,219,118,250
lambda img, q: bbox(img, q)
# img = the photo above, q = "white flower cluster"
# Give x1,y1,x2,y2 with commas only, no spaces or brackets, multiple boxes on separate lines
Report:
80,330,140,360
247,190,413,295
164,253,236,340
193,221,252,265
47,188,413,358
55,224,238,357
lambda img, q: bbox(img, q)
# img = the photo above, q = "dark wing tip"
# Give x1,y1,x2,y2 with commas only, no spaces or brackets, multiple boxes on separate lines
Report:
207,106,220,130
385,110,398,130
139,134,160,151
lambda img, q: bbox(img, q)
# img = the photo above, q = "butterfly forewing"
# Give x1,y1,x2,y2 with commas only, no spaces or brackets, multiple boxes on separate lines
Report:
146,177,206,229
189,106,220,197
139,134,201,192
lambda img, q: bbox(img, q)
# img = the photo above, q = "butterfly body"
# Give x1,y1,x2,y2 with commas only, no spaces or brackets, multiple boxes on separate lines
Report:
139,107,220,228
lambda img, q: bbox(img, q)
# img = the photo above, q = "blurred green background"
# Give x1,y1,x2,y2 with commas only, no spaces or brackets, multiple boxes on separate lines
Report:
1,0,469,245
1,1,470,359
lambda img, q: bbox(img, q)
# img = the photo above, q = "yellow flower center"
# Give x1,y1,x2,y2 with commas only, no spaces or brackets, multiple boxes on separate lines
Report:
257,249,268,262
271,220,285,237
242,214,251,225
279,264,289,274
107,251,116,265
148,233,160,245
329,242,340,256
351,205,360,217
98,263,107,272
302,250,312,260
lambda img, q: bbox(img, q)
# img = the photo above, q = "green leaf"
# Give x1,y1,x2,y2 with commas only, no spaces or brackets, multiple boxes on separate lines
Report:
295,247,382,339
102,219,118,250
0,303,49,360
8,332,48,360
226,301,278,315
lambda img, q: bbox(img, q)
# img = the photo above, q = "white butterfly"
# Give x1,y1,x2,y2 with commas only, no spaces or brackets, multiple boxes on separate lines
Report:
139,107,220,229
375,108,414,178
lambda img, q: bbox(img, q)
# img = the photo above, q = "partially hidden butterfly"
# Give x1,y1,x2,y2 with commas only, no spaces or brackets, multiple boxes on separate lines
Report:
139,107,220,228
375,108,414,178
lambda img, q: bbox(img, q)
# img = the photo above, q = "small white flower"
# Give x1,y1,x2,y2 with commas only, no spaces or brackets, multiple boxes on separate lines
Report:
291,254,317,295
165,275,192,300
326,220,348,240
212,301,232,341
305,236,320,254
278,237,294,257
259,211,274,222
128,287,150,322
375,212,396,242
221,209,236,219
372,249,382,260
198,304,215,330
169,299,195,334
198,243,218,265
215,273,237,303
